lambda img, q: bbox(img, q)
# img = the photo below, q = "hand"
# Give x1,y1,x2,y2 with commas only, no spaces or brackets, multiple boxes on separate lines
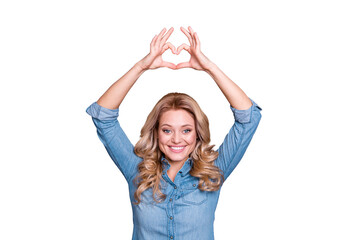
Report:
176,26,213,71
138,27,177,70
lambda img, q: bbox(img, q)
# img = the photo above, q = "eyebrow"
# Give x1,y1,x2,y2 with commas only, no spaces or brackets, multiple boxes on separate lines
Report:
160,124,194,128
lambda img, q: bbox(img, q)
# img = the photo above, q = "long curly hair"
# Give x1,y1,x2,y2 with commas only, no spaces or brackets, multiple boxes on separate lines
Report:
133,92,224,204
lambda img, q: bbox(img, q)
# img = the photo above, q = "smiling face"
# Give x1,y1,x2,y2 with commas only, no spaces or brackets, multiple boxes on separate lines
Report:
158,109,197,166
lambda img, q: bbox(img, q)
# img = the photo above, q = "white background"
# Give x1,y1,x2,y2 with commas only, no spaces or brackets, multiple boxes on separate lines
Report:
1,0,359,239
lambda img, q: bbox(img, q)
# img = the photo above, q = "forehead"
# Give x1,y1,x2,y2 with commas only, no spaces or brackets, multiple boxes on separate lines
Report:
159,109,195,126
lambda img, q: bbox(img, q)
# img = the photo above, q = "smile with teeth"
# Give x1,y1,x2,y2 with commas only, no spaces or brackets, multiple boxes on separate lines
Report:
169,146,186,153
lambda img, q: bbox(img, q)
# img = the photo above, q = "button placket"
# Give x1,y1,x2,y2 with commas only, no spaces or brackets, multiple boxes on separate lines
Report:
167,187,177,240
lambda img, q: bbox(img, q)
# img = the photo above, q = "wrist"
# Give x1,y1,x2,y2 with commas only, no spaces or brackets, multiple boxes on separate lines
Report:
135,57,150,73
204,62,217,74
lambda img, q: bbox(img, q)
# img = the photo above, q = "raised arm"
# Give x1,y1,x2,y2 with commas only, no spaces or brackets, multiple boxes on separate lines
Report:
176,27,262,181
86,28,177,182
176,26,252,110
97,27,177,109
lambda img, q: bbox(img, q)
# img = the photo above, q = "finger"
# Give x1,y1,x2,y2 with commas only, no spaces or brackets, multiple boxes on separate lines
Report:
168,42,177,54
162,61,177,69
180,26,193,45
161,42,177,54
158,27,167,36
194,32,201,49
156,28,167,45
176,43,190,55
160,27,174,46
150,34,158,48
188,26,196,44
176,62,191,69
188,26,195,35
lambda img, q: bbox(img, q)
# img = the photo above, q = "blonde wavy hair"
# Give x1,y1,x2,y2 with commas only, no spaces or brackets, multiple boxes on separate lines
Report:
133,92,224,204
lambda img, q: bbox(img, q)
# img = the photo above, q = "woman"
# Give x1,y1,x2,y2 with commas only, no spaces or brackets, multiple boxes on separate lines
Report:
86,26,262,240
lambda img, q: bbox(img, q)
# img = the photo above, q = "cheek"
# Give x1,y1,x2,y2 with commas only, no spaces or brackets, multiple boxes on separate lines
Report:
157,132,168,146
186,132,197,145
157,137,165,153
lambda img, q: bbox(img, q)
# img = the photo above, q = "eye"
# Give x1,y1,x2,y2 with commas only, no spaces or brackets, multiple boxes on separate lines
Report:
162,129,171,134
183,129,192,133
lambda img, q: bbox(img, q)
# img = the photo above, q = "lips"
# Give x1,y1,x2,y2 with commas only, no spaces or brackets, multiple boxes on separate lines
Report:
168,145,186,153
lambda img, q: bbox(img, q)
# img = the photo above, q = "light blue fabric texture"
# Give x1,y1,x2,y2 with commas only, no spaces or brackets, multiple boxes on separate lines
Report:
86,99,262,240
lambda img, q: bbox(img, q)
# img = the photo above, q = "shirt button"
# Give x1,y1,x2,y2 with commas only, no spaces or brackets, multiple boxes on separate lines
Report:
193,184,196,187
174,186,177,189
170,236,173,239
169,198,172,202
170,216,173,220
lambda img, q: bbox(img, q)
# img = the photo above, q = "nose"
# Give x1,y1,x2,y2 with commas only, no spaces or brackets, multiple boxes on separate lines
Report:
171,132,181,144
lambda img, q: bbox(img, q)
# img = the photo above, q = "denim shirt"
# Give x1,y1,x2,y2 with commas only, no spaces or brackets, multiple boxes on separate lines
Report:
86,99,262,240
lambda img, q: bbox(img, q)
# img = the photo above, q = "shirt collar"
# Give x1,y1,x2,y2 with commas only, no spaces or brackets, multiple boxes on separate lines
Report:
161,156,193,177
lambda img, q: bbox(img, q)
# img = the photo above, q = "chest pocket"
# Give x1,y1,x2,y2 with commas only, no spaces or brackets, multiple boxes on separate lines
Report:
180,180,208,205
139,180,169,205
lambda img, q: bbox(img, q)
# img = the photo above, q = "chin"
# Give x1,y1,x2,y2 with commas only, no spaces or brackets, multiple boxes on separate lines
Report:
166,153,189,162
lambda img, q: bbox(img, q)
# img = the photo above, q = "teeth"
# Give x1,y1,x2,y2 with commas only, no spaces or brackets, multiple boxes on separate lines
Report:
171,147,184,150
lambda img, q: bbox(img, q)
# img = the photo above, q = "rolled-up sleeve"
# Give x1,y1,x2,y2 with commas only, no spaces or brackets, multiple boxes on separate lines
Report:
215,99,262,181
86,102,119,121
86,102,142,182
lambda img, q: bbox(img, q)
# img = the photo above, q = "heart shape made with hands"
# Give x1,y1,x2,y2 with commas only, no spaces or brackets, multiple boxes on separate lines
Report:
162,45,190,65
149,26,203,69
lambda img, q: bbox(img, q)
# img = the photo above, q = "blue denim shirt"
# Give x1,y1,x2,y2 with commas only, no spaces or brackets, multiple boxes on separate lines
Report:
86,99,262,240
